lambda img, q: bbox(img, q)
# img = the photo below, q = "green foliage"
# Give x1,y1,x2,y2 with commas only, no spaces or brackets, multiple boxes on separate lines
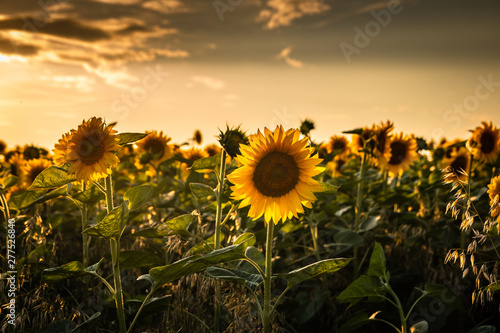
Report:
117,132,149,145
283,258,352,288
83,201,129,238
30,166,76,189
124,184,154,211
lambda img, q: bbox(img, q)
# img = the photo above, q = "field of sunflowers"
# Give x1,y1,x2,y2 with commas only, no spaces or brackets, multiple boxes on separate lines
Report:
1,117,500,333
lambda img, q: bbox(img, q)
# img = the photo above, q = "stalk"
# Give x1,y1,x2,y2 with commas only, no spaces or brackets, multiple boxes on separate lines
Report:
105,175,126,333
354,151,367,277
81,182,89,268
263,221,274,332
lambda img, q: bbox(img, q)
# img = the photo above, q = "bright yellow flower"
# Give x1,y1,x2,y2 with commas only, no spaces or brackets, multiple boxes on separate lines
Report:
373,120,394,167
64,117,120,182
384,133,418,176
52,132,72,166
227,126,324,224
467,122,500,164
135,131,172,166
328,135,350,157
487,176,500,218
24,158,52,186
442,147,470,181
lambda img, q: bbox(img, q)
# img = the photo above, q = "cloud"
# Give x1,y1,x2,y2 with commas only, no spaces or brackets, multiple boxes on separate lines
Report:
257,0,330,29
191,76,225,90
142,0,193,14
0,34,39,55
277,46,303,68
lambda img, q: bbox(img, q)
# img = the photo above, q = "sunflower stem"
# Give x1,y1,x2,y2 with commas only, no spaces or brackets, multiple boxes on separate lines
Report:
214,149,227,333
354,151,367,278
81,182,89,268
263,220,274,333
105,175,126,333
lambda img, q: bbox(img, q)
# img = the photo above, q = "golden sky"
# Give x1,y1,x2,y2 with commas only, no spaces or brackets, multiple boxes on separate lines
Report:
1,0,499,149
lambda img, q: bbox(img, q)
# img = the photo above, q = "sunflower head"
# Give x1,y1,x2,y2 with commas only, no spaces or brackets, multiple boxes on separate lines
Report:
0,140,7,155
136,131,172,166
53,132,73,166
350,127,374,155
328,135,350,157
299,118,315,136
218,125,248,158
488,176,500,218
204,144,221,157
373,120,394,166
227,125,324,224
467,122,500,164
442,147,470,181
182,148,209,167
193,129,203,145
65,117,121,182
23,144,41,160
24,158,52,186
383,133,418,176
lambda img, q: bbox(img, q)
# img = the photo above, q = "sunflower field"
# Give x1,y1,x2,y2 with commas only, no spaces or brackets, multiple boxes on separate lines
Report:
1,118,500,333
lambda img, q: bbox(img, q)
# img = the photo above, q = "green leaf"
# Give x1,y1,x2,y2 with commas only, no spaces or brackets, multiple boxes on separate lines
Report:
150,244,246,286
72,185,104,204
367,242,386,279
125,184,154,211
112,251,164,269
70,312,101,333
189,154,220,173
317,182,340,195
32,187,67,206
83,202,129,239
188,233,224,254
245,246,265,270
468,326,497,333
85,258,104,272
206,266,263,289
42,261,86,282
334,229,364,247
234,233,256,248
337,275,384,306
2,175,18,189
283,258,352,288
8,189,46,211
342,128,364,135
117,132,148,145
359,216,381,232
30,166,76,189
189,183,215,199
337,312,370,333
131,214,193,238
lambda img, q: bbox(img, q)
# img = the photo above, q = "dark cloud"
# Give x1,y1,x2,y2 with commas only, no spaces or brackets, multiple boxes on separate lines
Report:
0,36,39,55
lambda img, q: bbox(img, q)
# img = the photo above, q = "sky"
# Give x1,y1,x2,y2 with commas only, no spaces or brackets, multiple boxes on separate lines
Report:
1,0,500,149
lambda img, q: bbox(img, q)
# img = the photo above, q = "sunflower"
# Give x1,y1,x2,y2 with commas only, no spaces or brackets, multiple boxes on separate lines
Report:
193,129,203,145
383,133,418,176
327,157,346,177
487,176,500,219
22,144,41,160
52,132,72,166
135,131,172,167
442,147,470,181
467,122,500,164
350,127,373,155
8,153,25,179
64,117,120,182
204,144,221,157
24,158,52,186
328,135,350,157
182,147,209,167
373,120,394,167
0,140,7,155
227,125,324,224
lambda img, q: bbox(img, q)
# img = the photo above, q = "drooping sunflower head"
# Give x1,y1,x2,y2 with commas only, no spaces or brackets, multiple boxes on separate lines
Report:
24,158,52,186
373,120,394,166
66,117,121,182
328,135,350,157
204,143,221,157
227,125,324,224
193,129,203,145
350,127,374,155
467,122,500,164
218,125,248,158
52,132,73,166
383,133,418,176
442,147,470,181
487,176,500,218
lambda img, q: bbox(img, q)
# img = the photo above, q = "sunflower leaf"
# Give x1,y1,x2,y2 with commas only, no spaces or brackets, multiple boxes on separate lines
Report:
117,132,149,145
2,175,19,190
337,275,384,306
190,183,215,199
30,166,76,189
283,258,352,289
83,201,129,239
129,214,193,238
367,242,386,279
125,184,154,211
317,181,340,195
190,154,220,173
342,128,364,135
8,189,47,211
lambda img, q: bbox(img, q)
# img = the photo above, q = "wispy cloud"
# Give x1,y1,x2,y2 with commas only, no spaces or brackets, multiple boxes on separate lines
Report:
257,0,330,30
277,46,303,68
190,76,225,90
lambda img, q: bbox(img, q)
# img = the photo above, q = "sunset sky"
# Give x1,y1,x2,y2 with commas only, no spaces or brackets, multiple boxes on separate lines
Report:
1,0,499,149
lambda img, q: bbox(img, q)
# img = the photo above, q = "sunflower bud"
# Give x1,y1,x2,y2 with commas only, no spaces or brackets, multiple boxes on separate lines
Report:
299,118,315,136
193,129,203,145
218,125,248,158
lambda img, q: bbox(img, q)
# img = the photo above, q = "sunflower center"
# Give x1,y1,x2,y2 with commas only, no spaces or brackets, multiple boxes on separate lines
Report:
76,133,106,165
253,151,300,198
388,141,408,165
480,131,495,154
144,139,165,160
332,141,345,151
451,155,468,175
